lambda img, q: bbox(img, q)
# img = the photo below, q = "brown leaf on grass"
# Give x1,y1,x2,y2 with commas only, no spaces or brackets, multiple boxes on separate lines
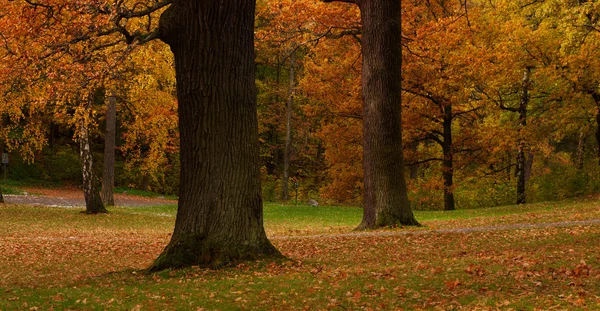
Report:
445,279,461,290
465,264,486,277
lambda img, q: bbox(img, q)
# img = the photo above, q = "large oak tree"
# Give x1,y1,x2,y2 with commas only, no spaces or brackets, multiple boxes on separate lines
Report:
323,0,419,228
149,0,281,270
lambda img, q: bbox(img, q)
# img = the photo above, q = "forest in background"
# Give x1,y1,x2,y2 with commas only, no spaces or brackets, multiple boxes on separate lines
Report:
2,0,600,210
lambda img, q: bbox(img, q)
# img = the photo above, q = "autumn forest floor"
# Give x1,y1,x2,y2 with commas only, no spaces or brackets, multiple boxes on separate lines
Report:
1,188,600,310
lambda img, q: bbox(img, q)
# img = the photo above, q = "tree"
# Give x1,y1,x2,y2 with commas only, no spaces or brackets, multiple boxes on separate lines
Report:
281,49,296,201
101,88,117,206
148,0,281,270
79,91,107,214
322,0,419,228
5,0,279,268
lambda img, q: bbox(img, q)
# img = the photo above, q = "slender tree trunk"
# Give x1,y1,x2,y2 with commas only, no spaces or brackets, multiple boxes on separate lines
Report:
355,0,419,229
142,173,150,192
576,128,586,170
524,152,533,182
80,97,107,214
101,88,117,206
592,94,600,166
409,141,419,180
149,0,280,271
281,50,296,201
442,104,455,211
516,67,530,205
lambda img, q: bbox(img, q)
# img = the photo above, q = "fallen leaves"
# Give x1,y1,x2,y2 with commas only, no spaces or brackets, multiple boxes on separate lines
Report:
0,203,600,310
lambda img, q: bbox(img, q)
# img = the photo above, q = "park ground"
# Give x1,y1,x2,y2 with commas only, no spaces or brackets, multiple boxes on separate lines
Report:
1,186,600,310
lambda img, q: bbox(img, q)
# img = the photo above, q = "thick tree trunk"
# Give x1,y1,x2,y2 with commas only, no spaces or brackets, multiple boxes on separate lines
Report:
80,99,107,214
149,0,280,271
516,67,530,205
101,88,117,206
442,104,455,211
355,0,419,229
281,50,296,201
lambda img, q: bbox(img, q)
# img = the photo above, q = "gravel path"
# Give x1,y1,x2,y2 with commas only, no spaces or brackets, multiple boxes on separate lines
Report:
3,187,176,207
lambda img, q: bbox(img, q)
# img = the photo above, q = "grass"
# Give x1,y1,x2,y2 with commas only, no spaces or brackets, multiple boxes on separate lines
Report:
114,187,179,200
1,199,600,310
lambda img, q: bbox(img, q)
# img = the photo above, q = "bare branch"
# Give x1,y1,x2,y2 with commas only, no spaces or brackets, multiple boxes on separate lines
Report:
321,0,358,4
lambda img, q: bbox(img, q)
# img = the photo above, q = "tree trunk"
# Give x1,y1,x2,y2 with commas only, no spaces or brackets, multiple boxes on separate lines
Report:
80,98,107,214
142,173,150,192
281,50,296,201
593,94,600,166
409,141,419,180
0,188,4,204
516,67,530,205
355,0,419,229
576,128,586,170
149,0,280,271
442,104,455,211
101,88,117,206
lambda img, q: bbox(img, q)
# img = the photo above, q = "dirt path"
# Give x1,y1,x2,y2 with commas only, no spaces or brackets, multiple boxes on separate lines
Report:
4,187,600,240
3,186,176,207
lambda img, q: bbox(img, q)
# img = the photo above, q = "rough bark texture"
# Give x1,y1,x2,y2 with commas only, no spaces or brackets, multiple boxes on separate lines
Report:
355,0,420,229
80,99,107,214
149,0,280,271
281,50,296,201
442,104,455,211
516,68,530,205
101,88,117,206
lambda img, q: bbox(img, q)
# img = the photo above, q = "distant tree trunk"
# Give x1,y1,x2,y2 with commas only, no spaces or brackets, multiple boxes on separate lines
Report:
80,97,107,214
576,128,586,170
0,188,4,204
101,88,117,206
149,0,280,271
442,104,455,211
353,0,419,229
142,173,150,192
592,93,600,166
281,50,296,201
409,141,419,180
524,152,533,182
516,67,531,205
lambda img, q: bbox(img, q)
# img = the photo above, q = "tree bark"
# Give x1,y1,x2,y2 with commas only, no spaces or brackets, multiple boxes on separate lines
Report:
576,128,586,170
592,93,600,166
355,0,420,229
149,0,280,271
101,88,117,206
80,97,107,214
442,104,455,211
516,67,531,205
409,141,419,180
141,173,150,192
281,50,296,201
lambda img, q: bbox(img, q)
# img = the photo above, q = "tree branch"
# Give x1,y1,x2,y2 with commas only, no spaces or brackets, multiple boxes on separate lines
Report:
321,0,358,4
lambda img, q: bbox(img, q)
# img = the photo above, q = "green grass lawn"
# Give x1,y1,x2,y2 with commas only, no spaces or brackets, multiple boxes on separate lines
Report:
1,200,600,310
